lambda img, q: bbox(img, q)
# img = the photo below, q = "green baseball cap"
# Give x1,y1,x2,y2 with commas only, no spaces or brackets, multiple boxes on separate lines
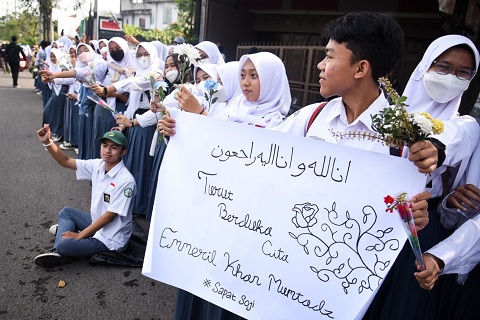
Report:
98,130,128,147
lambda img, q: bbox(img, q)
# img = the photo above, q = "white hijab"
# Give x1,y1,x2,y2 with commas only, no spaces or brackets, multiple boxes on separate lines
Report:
48,48,64,72
124,42,160,119
75,43,95,68
106,37,136,70
48,48,66,92
216,61,241,105
195,41,225,65
90,40,100,54
225,52,291,128
56,36,72,53
151,41,169,64
134,42,159,78
403,34,480,120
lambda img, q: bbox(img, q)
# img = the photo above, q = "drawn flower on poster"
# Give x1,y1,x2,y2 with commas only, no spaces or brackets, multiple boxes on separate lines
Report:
289,201,400,294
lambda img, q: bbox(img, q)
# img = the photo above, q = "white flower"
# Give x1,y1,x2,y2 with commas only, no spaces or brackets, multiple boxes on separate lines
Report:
88,62,94,69
413,113,433,135
173,43,201,66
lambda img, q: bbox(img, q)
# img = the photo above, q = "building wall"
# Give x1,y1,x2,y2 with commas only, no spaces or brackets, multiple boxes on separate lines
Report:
120,0,178,30
205,0,444,106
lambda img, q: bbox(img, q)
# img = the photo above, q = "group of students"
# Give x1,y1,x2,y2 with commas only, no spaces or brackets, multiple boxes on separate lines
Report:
34,11,480,320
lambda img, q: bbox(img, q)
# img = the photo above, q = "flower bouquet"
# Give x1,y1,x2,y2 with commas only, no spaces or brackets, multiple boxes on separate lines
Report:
172,43,200,84
57,56,72,72
384,193,425,270
83,62,97,87
154,79,169,144
331,77,444,149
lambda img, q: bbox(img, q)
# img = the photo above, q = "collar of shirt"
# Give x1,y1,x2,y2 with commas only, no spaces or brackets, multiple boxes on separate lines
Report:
98,159,125,178
324,92,388,130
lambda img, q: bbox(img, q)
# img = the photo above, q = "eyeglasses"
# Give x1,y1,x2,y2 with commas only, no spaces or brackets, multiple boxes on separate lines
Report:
432,60,475,80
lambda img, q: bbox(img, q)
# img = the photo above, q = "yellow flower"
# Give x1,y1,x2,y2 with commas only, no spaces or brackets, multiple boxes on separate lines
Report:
432,119,444,135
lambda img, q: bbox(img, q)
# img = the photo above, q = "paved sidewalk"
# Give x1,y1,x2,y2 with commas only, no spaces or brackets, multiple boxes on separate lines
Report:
0,71,177,319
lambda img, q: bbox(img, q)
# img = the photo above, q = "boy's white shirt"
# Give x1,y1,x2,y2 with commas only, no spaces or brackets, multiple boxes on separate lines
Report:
272,93,391,155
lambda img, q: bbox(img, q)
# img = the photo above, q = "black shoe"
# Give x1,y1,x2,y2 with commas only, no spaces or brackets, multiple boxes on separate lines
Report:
34,251,72,269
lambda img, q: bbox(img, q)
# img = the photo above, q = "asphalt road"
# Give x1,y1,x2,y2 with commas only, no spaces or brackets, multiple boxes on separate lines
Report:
0,70,177,319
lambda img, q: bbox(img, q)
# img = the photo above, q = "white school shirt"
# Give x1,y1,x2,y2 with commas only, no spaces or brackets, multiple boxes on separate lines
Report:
272,94,391,155
75,158,136,251
427,201,480,275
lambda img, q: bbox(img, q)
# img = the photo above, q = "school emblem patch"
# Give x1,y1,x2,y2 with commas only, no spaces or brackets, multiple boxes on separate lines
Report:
124,188,133,198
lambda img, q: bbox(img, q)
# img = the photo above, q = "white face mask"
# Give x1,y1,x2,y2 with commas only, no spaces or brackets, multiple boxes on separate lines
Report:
78,51,93,64
423,72,470,103
198,58,211,64
137,56,151,69
213,85,227,103
165,69,179,83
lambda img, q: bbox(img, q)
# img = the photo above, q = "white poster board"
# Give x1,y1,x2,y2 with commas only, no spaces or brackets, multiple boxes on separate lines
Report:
143,110,426,319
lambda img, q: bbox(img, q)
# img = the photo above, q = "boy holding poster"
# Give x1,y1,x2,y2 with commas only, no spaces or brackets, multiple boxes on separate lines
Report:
272,11,441,320
159,11,439,320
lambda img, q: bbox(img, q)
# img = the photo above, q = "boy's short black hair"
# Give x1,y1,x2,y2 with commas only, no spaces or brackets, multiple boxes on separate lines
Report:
322,12,405,81
11,35,17,42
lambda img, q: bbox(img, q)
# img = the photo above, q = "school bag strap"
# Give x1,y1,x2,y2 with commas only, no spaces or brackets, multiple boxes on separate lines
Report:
306,101,328,132
307,101,404,158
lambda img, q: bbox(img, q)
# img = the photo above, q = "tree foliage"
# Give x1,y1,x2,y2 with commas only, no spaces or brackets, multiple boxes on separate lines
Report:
122,0,197,44
0,10,40,45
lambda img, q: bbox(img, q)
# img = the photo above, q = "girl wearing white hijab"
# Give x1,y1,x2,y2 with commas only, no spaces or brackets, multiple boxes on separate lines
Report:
60,44,80,150
151,40,169,71
41,44,53,107
160,52,291,132
191,63,228,117
194,40,225,65
368,35,480,320
404,35,479,119
415,141,480,318
42,48,74,141
90,37,136,157
225,52,291,128
403,35,480,198
215,61,241,106
110,42,160,216
89,39,100,54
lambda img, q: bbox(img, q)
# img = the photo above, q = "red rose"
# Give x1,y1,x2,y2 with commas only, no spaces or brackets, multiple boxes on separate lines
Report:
384,195,395,204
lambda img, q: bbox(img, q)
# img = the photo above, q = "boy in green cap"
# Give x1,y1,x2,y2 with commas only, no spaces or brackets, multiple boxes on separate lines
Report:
34,124,136,268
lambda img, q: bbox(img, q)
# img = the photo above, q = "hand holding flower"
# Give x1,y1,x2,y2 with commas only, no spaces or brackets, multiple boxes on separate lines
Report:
414,253,444,290
150,101,166,114
158,111,176,137
176,85,204,114
90,84,104,96
410,191,430,231
385,192,426,270
114,113,129,126
408,140,438,173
